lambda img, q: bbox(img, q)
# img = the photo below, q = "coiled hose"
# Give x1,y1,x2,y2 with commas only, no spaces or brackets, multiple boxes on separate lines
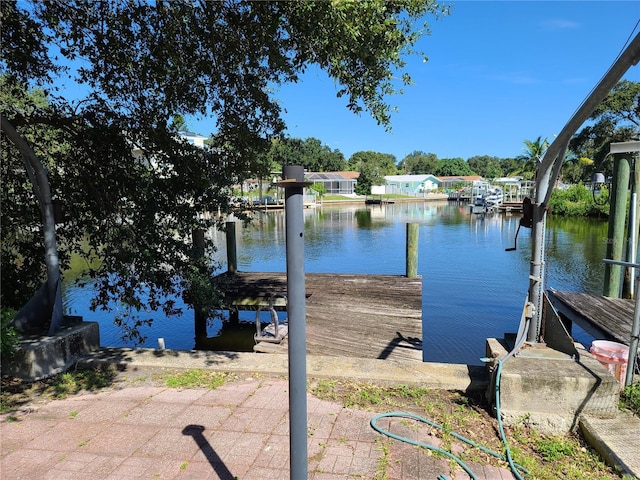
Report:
371,318,532,479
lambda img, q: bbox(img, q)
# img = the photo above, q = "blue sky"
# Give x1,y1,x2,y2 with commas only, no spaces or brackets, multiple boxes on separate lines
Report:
191,1,640,163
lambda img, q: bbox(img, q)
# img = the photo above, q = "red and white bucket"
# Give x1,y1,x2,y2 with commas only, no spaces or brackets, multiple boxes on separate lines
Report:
590,340,629,386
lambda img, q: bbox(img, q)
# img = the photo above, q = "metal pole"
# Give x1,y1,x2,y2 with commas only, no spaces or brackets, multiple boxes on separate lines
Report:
279,166,310,480
603,259,640,387
527,199,547,343
627,271,640,387
629,193,637,299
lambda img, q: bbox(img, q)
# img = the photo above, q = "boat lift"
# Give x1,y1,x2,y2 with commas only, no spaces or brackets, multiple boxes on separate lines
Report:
508,32,640,384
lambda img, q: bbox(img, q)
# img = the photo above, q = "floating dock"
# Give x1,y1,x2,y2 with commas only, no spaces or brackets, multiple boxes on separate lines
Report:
216,271,423,362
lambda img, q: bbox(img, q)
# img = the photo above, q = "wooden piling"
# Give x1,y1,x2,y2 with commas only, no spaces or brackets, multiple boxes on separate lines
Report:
226,221,237,273
604,154,631,298
406,222,419,278
192,228,207,338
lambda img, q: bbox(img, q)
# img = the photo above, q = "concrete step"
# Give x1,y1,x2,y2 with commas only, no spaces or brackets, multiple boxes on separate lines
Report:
580,411,640,479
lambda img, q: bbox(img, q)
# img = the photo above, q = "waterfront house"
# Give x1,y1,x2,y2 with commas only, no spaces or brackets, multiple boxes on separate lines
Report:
305,171,359,196
383,174,440,195
179,131,208,148
437,175,484,190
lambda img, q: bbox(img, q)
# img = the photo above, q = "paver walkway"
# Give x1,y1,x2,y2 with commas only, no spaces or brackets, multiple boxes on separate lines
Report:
1,377,514,480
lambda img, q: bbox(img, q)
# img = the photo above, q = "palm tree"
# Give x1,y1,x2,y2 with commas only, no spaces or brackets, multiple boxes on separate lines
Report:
515,136,549,179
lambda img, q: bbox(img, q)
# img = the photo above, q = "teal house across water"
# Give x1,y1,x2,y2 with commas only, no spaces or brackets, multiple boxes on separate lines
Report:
383,174,440,195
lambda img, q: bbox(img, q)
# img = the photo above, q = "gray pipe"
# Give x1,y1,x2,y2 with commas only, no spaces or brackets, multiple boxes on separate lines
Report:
603,258,640,387
281,165,309,480
626,277,640,387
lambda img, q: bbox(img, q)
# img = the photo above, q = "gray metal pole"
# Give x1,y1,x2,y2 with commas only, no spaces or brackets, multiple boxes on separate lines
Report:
628,193,638,299
603,259,640,387
626,274,640,387
279,166,310,480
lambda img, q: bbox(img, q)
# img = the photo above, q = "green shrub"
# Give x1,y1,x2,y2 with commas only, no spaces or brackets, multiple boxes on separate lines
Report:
620,382,640,416
1,308,19,359
548,184,608,218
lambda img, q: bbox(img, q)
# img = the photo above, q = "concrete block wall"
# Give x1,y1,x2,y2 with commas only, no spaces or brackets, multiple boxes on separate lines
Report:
2,322,100,380
486,338,621,434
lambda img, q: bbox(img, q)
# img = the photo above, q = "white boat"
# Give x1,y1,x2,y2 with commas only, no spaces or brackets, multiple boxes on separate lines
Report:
470,195,491,214
484,188,503,207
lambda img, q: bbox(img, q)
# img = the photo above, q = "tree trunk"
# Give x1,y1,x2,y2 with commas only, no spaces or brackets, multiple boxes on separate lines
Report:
1,114,61,310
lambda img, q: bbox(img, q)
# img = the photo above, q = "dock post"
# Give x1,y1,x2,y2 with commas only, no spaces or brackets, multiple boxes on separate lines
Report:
623,158,640,299
277,166,312,480
225,221,237,273
191,228,207,338
406,223,419,278
604,154,631,298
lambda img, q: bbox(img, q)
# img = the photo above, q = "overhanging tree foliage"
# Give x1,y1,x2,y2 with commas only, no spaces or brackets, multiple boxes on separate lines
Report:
1,0,448,341
570,80,640,180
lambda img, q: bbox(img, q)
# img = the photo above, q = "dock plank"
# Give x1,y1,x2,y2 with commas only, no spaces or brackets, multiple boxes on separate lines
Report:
547,289,635,346
216,271,423,362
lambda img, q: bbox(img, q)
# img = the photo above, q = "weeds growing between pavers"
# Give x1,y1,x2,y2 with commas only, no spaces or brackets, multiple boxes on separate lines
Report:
308,379,622,480
620,382,640,416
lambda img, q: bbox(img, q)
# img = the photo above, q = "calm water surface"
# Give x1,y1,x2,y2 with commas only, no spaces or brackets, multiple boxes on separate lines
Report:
64,201,609,365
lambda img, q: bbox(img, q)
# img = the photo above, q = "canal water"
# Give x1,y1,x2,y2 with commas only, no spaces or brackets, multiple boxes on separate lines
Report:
63,201,610,366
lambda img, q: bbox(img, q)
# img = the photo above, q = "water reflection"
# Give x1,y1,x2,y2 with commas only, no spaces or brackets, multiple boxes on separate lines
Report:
64,201,609,365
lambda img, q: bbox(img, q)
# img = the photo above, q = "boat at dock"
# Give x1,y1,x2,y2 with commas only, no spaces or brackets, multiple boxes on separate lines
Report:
469,187,503,214
485,188,503,207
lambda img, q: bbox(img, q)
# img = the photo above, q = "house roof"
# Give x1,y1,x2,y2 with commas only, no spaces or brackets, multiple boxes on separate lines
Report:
494,176,524,183
384,174,438,183
179,131,208,140
306,171,359,180
437,175,484,182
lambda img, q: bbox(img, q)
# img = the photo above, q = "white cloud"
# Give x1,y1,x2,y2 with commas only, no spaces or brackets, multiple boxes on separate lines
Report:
541,19,581,30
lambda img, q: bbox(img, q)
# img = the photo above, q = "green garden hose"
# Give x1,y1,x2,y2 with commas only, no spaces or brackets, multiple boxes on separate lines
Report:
371,359,529,479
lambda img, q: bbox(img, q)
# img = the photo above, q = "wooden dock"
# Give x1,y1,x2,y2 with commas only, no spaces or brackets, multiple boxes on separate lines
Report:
547,289,636,348
215,271,423,362
498,201,524,213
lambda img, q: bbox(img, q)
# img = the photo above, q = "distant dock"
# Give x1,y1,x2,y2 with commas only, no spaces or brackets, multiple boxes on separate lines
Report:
216,271,423,362
498,201,524,213
447,192,471,202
